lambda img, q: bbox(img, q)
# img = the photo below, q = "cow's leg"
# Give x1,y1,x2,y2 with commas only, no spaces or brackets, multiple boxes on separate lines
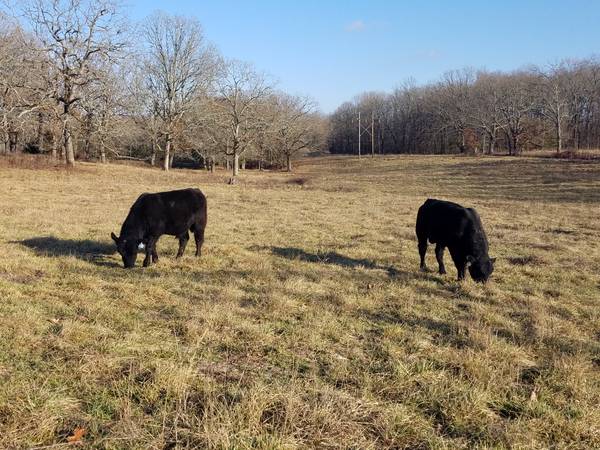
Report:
143,250,151,267
418,237,428,270
435,244,446,274
449,247,466,281
193,222,205,257
152,237,160,263
456,263,466,281
176,232,189,258
143,237,157,267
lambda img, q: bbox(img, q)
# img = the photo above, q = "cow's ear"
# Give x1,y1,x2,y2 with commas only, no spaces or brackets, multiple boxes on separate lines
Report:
111,232,119,243
466,255,475,266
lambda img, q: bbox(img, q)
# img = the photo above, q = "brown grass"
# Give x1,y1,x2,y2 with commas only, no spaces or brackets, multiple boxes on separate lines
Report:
0,154,599,449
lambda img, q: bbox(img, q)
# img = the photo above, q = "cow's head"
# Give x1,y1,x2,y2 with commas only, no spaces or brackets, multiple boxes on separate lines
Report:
111,232,139,268
467,255,495,283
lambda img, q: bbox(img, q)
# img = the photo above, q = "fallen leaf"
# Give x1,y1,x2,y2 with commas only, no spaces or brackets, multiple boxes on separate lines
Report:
67,427,86,443
529,390,538,402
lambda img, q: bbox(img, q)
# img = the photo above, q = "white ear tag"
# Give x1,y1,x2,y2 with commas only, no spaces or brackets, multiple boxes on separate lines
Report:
138,243,146,250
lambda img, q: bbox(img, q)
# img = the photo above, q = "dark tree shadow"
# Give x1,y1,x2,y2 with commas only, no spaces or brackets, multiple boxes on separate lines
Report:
16,236,119,267
265,246,401,278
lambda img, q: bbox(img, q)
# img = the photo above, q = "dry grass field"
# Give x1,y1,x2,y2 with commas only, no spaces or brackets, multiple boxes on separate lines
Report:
0,155,599,449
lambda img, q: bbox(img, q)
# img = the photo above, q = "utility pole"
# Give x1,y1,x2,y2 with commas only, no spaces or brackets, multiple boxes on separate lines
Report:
357,110,375,159
358,111,361,159
371,111,375,158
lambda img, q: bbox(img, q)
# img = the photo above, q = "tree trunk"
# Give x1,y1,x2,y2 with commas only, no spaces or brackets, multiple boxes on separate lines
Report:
169,153,174,169
37,112,44,150
504,129,513,155
83,136,90,158
150,139,157,166
51,138,57,159
233,152,240,177
286,154,292,172
487,129,496,155
62,93,75,166
556,118,562,153
8,131,17,153
100,142,106,164
163,134,171,171
64,119,75,167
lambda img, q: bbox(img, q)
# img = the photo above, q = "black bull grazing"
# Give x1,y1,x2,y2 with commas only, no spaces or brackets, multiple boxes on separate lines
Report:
416,198,495,282
111,188,207,268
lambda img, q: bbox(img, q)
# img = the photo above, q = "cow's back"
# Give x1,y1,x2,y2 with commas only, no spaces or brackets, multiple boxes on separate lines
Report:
416,198,472,245
129,188,207,236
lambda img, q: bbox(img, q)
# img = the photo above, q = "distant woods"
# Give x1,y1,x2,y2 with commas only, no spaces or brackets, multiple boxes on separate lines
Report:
4,2,600,172
329,61,600,155
0,1,325,172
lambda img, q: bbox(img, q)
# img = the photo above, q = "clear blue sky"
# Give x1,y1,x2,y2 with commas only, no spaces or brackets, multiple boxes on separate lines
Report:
128,0,600,113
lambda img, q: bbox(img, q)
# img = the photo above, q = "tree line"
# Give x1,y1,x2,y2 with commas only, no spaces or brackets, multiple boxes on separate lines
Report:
0,0,326,173
328,59,600,155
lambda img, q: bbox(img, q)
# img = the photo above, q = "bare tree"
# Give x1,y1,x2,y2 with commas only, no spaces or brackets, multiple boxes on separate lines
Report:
534,63,571,153
272,93,320,171
21,0,127,166
388,82,433,154
497,72,536,155
567,58,600,149
142,11,218,171
122,61,162,165
469,72,505,154
0,14,48,154
251,99,279,170
214,60,273,177
436,69,475,152
178,96,223,171
78,64,126,162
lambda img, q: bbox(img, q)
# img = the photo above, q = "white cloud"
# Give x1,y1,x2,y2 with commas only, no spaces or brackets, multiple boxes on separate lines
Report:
345,20,366,32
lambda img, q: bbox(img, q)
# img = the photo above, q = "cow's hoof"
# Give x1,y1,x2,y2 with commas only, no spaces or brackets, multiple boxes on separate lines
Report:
439,269,446,275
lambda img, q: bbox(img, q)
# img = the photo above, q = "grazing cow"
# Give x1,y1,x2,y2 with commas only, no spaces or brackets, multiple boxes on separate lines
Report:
416,198,495,282
111,188,207,268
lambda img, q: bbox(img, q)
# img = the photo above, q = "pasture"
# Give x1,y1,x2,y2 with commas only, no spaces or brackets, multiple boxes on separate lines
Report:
0,155,599,449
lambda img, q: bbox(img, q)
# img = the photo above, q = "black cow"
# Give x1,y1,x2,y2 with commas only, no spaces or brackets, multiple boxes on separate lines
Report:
111,188,207,268
416,198,495,282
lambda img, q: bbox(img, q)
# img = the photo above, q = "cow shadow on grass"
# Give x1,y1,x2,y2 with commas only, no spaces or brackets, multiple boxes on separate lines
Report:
16,236,119,268
262,246,404,278
360,308,476,349
253,246,465,289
